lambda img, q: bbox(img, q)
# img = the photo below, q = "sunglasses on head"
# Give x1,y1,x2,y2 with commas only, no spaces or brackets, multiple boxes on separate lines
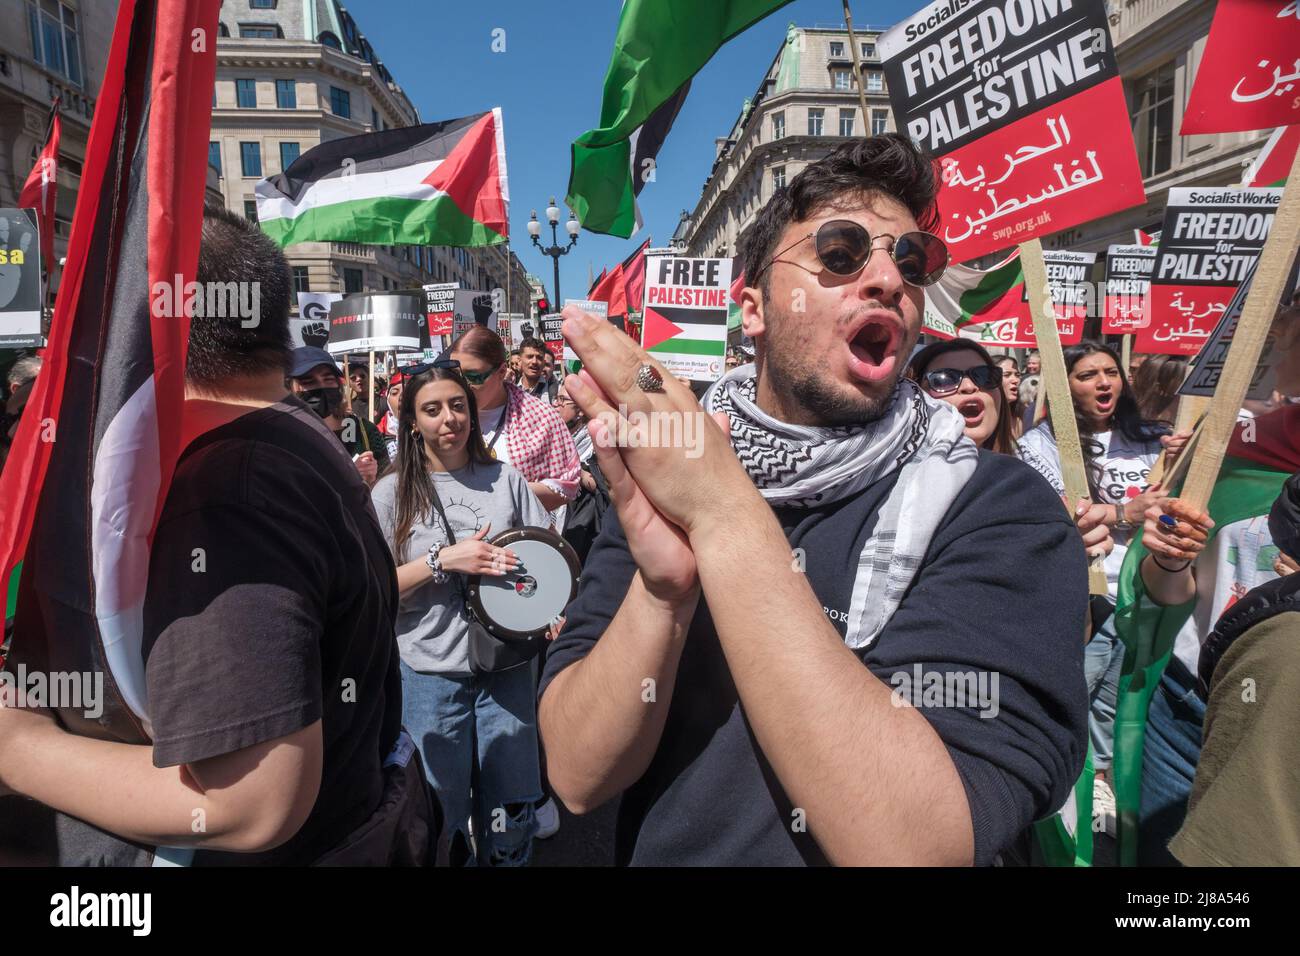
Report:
921,365,1003,396
754,220,949,288
398,355,463,377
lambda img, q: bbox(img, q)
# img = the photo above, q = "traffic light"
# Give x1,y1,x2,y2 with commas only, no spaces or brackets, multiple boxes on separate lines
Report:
536,297,550,314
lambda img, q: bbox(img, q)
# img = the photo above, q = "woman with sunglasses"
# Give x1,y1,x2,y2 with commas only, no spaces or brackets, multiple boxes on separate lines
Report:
447,325,580,515
370,361,553,866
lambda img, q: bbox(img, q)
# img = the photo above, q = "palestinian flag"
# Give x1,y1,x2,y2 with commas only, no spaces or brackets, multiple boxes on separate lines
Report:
17,97,61,283
923,251,1025,337
567,0,793,237
1135,229,1160,247
256,109,508,248
1111,405,1300,866
642,304,728,356
588,267,607,296
0,0,220,742
1243,125,1300,187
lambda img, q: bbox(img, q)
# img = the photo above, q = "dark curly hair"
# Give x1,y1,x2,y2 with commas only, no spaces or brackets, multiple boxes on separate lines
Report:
740,133,940,301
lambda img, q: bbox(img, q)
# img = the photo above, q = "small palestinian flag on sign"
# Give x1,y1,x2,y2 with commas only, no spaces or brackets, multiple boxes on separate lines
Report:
923,251,1024,337
256,109,508,248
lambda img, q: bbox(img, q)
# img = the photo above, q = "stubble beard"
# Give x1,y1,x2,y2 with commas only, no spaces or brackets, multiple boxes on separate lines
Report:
762,303,909,428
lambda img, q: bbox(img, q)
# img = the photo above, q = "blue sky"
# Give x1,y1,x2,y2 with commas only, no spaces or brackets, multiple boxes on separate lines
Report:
357,0,919,303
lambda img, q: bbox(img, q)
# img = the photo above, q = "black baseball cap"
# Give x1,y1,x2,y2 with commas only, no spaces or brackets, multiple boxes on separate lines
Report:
289,346,342,379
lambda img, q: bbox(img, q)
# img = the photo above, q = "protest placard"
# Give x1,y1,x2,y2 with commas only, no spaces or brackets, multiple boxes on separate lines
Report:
563,298,609,372
293,291,342,349
880,0,1145,263
1181,0,1300,135
1135,187,1283,356
641,256,732,383
539,312,565,361
326,291,429,354
0,208,44,349
452,289,496,340
423,281,458,336
1102,244,1156,334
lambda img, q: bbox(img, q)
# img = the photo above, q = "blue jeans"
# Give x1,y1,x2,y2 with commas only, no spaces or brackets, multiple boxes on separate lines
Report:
1084,612,1124,770
1139,657,1204,867
400,659,542,866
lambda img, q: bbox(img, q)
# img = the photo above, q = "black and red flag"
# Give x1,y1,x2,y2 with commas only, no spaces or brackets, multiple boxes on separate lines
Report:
17,97,62,281
0,0,221,743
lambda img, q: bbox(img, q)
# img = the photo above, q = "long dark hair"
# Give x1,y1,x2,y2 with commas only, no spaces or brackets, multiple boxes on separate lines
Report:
907,339,1018,455
1131,353,1187,425
391,366,494,561
1057,341,1168,496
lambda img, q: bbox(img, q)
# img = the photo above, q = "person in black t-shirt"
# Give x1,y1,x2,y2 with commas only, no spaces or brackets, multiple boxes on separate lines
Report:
0,206,429,865
540,135,1089,866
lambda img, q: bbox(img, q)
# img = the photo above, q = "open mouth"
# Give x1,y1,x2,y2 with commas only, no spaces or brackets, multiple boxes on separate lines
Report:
1095,393,1115,413
956,398,985,425
846,314,903,384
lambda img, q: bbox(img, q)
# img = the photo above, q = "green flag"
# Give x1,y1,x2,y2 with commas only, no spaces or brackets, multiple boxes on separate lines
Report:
568,0,793,237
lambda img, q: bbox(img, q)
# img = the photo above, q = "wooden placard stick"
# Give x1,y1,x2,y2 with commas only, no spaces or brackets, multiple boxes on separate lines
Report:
1021,237,1109,595
1120,334,1132,378
367,348,376,422
1179,150,1300,511
1146,393,1210,486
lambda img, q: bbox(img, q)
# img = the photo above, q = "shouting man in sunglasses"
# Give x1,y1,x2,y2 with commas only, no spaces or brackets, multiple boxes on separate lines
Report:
539,135,1088,866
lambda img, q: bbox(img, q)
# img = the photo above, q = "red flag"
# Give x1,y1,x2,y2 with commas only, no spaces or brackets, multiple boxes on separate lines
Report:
0,0,221,740
17,99,61,277
619,238,651,316
590,263,625,311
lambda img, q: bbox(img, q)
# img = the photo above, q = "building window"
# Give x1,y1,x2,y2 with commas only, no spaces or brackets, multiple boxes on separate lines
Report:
236,78,257,108
280,141,300,170
238,24,282,39
292,266,309,293
218,21,229,37
829,41,844,58
833,70,852,91
27,0,83,87
250,0,277,8
808,108,824,137
318,31,341,49
871,109,888,135
839,109,855,137
1131,60,1175,178
372,107,380,130
343,268,364,294
209,141,221,173
861,41,876,58
244,200,258,222
772,166,786,191
330,86,351,118
240,141,262,177
275,79,296,109
866,72,884,92
771,111,785,140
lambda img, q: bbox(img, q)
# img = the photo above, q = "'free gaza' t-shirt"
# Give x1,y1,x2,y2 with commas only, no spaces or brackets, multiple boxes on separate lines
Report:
1017,422,1165,595
141,396,402,866
540,450,1090,866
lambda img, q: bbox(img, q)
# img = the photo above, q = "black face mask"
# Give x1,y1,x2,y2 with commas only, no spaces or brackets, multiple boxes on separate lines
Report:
300,386,343,420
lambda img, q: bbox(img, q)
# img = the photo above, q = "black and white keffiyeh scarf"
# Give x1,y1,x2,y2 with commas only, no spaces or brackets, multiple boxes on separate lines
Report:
703,365,978,650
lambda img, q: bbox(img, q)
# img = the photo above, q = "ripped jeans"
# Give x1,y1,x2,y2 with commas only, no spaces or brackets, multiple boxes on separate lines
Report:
400,660,541,866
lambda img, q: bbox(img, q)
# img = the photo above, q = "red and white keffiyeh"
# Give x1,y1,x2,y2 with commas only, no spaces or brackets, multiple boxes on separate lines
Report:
501,381,581,500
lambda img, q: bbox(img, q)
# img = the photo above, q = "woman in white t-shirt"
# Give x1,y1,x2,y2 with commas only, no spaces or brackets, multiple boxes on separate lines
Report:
1016,341,1189,825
